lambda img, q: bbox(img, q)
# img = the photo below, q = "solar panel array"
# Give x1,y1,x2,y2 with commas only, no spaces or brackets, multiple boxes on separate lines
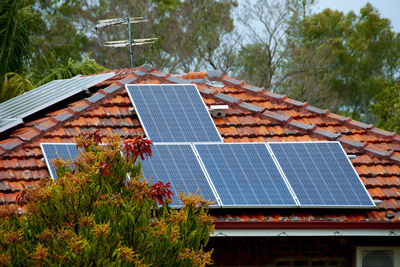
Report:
41,143,81,179
268,142,375,207
0,72,115,133
41,141,374,208
125,84,222,142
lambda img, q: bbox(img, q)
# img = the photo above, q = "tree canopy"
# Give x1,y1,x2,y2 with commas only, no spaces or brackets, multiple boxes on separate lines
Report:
1,0,400,132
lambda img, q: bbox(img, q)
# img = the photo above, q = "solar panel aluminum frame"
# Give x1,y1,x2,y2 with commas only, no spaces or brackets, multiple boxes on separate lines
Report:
193,142,299,208
267,141,376,209
40,143,82,179
140,142,222,208
125,84,223,143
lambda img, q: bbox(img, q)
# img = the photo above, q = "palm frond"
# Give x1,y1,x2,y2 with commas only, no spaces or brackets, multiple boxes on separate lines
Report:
0,72,35,102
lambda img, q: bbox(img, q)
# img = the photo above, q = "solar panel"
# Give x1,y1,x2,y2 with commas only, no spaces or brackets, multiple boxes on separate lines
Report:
0,119,22,133
125,84,222,142
268,142,375,208
194,143,297,207
41,143,80,179
139,144,219,207
0,72,115,133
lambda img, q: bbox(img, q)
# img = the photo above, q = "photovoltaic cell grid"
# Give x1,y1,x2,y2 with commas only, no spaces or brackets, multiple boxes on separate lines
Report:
40,142,374,208
268,142,375,208
125,84,222,142
41,143,80,179
0,72,115,134
139,144,218,206
194,143,297,207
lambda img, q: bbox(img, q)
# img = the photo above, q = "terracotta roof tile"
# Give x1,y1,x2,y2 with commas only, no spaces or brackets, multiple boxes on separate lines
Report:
242,84,263,93
214,93,241,104
0,138,24,151
120,75,138,84
262,111,291,123
1,65,400,225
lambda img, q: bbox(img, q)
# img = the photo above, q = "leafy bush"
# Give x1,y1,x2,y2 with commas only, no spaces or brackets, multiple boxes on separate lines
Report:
0,132,214,266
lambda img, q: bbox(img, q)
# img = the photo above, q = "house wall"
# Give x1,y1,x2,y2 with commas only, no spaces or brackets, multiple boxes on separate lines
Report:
207,236,400,266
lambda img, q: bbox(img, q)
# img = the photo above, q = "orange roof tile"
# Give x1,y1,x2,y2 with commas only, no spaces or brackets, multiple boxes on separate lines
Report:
1,65,400,225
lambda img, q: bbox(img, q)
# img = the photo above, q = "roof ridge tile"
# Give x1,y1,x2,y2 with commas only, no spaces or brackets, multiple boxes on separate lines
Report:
222,77,243,86
103,83,123,94
166,76,190,84
53,109,75,122
140,64,154,72
133,70,146,77
86,92,106,103
206,70,223,78
288,121,316,131
283,98,308,108
337,136,366,149
150,70,169,78
305,105,330,115
0,139,24,151
214,92,241,104
69,99,91,113
241,83,264,93
369,127,397,139
238,102,265,113
262,111,292,123
120,75,138,85
263,91,287,101
327,113,352,123
312,129,341,140
346,119,374,130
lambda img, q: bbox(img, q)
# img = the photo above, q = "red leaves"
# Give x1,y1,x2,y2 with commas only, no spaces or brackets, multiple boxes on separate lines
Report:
120,137,153,162
150,181,174,205
99,159,112,177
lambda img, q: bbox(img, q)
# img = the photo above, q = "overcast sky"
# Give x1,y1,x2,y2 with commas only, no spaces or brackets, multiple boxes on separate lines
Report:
314,0,400,33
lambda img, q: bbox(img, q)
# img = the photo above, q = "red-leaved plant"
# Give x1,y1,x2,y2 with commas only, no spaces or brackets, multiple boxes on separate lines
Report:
0,132,214,266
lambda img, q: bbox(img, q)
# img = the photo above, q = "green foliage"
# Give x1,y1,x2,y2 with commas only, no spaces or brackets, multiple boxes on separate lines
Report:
0,0,41,78
0,1,105,103
371,82,400,134
0,134,214,266
35,54,106,86
282,3,400,121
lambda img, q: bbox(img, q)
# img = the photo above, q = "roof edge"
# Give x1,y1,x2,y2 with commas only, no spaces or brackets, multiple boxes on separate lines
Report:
214,221,400,229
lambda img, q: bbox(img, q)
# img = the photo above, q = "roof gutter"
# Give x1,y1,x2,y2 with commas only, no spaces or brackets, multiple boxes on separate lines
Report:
214,221,400,229
213,221,400,237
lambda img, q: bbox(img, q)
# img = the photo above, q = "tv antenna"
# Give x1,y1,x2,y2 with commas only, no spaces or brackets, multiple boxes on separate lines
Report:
95,17,157,68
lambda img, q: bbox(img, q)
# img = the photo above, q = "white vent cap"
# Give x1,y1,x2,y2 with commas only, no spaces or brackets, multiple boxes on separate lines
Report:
209,105,229,118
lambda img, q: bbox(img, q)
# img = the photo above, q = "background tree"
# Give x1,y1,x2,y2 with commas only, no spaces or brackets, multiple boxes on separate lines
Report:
281,4,400,121
0,0,105,103
0,133,214,266
371,82,400,133
231,0,294,91
38,0,237,72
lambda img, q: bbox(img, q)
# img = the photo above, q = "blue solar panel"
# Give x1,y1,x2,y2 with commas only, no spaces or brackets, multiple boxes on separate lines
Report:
268,142,375,207
41,143,80,179
139,144,219,206
194,143,297,207
125,84,222,142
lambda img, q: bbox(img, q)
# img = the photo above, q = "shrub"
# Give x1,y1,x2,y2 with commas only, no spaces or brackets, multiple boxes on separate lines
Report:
0,132,214,266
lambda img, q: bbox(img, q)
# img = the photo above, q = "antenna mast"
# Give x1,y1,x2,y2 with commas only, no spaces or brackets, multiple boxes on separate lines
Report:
96,17,157,68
